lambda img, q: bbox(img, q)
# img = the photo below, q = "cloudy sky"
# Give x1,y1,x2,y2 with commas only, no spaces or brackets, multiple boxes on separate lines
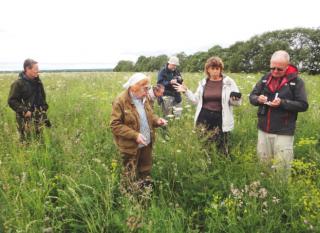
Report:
0,0,319,70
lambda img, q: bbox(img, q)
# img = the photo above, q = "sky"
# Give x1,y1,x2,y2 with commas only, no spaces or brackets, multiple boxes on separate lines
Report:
0,0,319,71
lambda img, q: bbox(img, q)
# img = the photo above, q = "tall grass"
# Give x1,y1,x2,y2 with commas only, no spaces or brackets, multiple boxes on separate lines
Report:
0,72,319,232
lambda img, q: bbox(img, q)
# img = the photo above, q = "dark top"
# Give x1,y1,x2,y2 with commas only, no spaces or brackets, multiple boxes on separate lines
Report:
249,64,308,135
203,79,222,111
8,72,48,115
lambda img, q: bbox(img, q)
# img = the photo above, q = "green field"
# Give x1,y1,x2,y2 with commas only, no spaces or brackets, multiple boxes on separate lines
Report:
0,72,319,232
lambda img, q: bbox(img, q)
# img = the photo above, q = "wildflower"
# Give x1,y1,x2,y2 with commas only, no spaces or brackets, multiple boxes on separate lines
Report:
237,200,243,208
92,158,101,163
250,181,260,190
272,196,280,204
244,185,249,193
258,187,268,199
21,172,27,184
126,216,142,231
42,227,53,233
230,184,242,199
249,191,258,198
262,201,268,208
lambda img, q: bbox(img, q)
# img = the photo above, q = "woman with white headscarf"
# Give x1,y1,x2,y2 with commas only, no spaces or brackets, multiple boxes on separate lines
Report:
110,73,167,190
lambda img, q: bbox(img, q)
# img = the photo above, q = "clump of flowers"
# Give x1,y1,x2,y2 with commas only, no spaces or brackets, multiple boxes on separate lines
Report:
206,181,281,220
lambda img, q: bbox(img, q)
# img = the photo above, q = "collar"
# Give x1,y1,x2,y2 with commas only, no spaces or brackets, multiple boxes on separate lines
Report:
148,88,155,99
129,91,146,104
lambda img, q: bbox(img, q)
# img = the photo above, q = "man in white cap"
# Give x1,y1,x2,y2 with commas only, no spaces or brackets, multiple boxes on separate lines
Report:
157,56,183,118
110,73,167,191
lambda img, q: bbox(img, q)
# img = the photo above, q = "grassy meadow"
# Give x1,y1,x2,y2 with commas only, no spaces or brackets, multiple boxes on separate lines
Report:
0,72,319,232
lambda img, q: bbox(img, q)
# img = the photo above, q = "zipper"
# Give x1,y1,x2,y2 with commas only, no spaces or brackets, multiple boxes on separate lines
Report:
266,107,271,132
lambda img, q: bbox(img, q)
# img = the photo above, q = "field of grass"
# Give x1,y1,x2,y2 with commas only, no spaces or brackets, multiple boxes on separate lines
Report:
0,72,319,233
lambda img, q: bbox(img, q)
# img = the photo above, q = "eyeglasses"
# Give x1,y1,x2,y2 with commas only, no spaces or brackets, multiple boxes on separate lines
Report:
270,67,285,72
142,86,151,92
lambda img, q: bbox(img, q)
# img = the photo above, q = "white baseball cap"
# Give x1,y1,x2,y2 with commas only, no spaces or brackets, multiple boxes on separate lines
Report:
123,73,148,89
168,56,180,66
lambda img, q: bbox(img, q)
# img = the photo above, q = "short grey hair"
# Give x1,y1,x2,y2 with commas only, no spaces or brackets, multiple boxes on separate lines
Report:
270,50,290,63
23,58,38,71
153,83,164,92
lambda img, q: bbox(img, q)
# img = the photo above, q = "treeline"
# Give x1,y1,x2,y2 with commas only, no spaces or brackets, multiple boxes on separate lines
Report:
114,28,320,74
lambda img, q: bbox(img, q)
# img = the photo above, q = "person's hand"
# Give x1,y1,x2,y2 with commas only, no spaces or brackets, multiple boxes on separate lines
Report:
173,83,187,92
136,133,147,146
157,118,168,126
170,79,177,84
257,95,268,104
269,97,281,107
24,111,32,118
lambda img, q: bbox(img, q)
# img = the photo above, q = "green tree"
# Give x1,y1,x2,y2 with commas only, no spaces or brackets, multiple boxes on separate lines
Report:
113,60,135,72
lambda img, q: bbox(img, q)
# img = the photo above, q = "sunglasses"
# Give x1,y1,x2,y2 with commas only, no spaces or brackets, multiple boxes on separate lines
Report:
270,67,285,72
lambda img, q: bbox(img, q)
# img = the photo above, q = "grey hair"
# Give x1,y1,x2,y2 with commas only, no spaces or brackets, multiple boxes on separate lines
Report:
23,58,38,71
270,50,290,63
153,83,164,91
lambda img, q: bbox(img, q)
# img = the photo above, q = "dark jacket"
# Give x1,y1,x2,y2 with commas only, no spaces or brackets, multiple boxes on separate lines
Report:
157,64,183,103
249,65,308,135
110,89,160,155
8,72,48,115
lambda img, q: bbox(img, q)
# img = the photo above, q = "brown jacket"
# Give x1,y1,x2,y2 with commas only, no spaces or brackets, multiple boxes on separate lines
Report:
110,89,160,155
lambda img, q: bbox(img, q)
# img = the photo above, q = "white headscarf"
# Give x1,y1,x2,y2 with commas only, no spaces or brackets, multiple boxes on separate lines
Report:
123,73,148,89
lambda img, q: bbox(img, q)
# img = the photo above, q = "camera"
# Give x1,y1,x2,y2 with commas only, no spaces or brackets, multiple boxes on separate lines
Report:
230,92,242,98
174,76,183,84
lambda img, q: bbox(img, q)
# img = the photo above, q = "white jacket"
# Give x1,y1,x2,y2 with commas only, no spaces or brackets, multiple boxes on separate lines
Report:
185,75,241,132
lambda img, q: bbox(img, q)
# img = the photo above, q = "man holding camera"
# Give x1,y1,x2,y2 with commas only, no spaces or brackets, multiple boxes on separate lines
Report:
249,50,308,174
8,58,51,142
157,56,183,118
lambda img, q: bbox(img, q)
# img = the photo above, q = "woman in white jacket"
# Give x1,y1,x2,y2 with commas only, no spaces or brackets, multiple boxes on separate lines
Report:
174,57,241,154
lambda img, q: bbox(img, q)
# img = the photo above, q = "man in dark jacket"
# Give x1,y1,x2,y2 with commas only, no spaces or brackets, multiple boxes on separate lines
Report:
8,59,50,141
249,50,308,174
157,56,183,118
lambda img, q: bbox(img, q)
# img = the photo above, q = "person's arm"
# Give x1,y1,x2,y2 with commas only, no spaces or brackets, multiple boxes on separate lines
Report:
249,79,264,106
110,101,139,140
157,69,170,87
7,81,29,114
40,82,49,111
279,79,308,112
184,82,202,105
